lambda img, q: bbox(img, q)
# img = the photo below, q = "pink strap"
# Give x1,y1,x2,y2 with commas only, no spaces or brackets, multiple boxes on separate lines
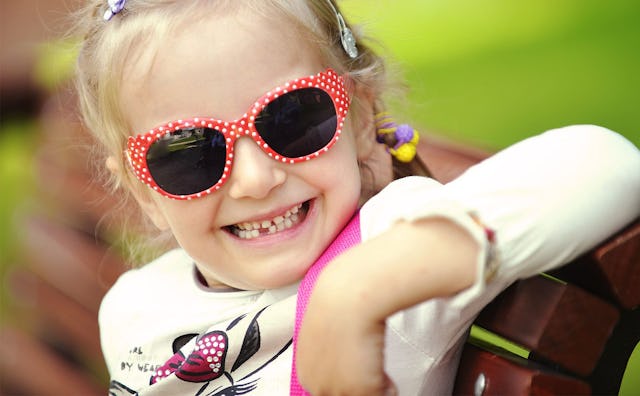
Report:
290,213,361,395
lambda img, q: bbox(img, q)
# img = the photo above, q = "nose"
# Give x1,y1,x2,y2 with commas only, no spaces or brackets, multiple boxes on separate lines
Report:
226,137,287,199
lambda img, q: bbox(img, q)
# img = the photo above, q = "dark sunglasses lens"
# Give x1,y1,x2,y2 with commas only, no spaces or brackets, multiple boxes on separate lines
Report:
146,127,226,195
256,88,337,158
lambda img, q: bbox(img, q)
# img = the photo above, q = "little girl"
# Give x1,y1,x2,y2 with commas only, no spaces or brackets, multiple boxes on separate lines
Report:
73,0,640,395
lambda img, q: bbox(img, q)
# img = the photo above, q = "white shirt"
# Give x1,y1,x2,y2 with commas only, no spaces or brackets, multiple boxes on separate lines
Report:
100,125,640,395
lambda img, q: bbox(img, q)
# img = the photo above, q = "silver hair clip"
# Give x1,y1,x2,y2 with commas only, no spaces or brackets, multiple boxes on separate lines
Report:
326,0,358,59
104,0,126,21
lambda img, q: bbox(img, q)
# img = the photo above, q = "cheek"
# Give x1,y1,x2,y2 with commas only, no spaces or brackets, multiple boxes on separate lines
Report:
156,198,219,237
325,133,363,205
342,117,392,199
342,127,367,185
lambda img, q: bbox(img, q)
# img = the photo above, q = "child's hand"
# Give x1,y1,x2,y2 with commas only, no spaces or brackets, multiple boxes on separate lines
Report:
296,217,479,395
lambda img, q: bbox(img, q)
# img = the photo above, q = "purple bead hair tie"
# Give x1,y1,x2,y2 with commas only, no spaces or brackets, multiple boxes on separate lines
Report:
375,112,420,163
104,0,126,21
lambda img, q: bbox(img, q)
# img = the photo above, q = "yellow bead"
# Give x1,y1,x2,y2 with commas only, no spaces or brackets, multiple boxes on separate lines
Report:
391,143,417,163
410,130,420,144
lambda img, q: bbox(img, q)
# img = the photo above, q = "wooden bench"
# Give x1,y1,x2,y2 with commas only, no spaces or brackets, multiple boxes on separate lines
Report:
2,88,638,394
453,219,639,395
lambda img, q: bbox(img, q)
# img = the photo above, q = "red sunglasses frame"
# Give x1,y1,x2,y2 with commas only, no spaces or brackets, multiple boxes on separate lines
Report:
126,69,350,200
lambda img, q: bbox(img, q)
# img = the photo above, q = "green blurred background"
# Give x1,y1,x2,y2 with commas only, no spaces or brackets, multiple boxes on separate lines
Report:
343,0,640,150
1,0,638,393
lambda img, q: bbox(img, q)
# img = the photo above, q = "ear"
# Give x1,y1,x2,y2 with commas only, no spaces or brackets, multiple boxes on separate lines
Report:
106,156,171,231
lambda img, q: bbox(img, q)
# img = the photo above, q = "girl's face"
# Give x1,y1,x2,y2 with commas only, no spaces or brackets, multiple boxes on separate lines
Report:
120,9,369,290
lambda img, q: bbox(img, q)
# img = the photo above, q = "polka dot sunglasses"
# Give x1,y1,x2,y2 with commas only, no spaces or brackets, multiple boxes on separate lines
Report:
126,69,350,200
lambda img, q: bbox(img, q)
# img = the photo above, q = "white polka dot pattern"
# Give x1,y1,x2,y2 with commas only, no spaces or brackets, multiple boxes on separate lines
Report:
150,331,229,384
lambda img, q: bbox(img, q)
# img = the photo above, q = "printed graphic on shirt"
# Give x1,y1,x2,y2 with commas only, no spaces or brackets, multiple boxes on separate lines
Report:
108,304,292,395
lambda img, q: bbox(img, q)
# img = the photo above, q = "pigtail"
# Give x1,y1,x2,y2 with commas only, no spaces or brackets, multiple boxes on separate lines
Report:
391,152,432,180
374,112,432,180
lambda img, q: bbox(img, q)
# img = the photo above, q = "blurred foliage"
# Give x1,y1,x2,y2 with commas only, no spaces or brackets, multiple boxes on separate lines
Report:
34,38,78,92
0,121,38,322
0,121,37,257
343,0,640,150
1,38,77,274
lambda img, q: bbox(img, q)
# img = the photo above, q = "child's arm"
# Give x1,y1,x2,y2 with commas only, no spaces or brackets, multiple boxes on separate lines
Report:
297,125,640,395
296,217,481,395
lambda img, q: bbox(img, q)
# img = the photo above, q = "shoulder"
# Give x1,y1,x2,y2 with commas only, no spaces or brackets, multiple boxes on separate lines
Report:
99,249,194,319
108,248,193,291
363,176,443,211
359,176,445,240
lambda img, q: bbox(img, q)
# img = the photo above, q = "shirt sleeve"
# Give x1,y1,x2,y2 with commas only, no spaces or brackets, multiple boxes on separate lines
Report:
443,125,640,288
362,124,640,307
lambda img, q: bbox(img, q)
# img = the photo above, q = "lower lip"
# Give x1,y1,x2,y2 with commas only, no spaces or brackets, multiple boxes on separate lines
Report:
228,200,316,247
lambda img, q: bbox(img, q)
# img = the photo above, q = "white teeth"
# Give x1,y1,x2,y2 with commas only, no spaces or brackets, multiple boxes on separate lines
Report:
231,203,304,239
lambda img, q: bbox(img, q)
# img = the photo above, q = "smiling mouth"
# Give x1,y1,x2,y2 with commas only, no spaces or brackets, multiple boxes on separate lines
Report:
226,201,310,239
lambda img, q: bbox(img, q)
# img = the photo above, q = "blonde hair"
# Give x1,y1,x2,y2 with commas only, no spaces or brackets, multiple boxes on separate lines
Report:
73,0,425,262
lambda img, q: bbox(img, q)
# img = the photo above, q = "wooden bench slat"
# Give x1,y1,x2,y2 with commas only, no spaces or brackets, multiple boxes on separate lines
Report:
6,268,104,362
20,215,127,312
34,151,122,232
550,219,640,309
475,275,620,376
0,326,105,396
454,343,591,395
